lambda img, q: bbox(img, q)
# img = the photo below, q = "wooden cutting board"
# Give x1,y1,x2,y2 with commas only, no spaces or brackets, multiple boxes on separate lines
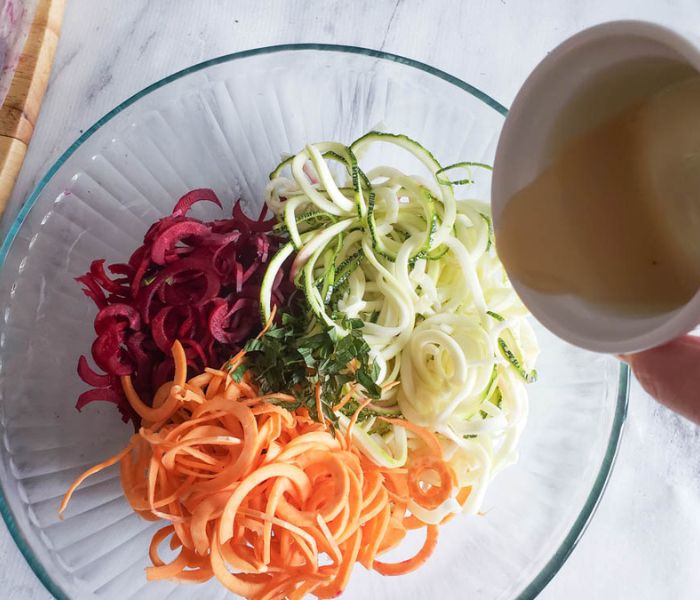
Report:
0,0,64,217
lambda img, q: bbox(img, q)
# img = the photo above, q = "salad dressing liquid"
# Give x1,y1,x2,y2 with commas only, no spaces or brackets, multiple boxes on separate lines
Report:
496,59,700,314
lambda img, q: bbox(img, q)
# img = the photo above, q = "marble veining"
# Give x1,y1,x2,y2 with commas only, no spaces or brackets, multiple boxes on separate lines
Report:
0,0,37,105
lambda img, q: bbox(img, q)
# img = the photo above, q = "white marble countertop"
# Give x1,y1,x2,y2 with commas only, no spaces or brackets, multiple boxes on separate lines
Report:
2,1,700,598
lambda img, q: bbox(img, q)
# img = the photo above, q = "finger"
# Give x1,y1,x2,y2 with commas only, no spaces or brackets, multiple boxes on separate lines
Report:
620,336,700,424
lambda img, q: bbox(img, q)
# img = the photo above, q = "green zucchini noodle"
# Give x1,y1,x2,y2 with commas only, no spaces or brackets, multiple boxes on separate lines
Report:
263,132,539,517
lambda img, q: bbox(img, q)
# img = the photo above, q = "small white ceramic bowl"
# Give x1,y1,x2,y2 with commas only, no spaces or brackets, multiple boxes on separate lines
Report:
492,20,700,355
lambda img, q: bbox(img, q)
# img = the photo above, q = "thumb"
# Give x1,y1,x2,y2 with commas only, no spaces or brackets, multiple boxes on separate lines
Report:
620,335,700,424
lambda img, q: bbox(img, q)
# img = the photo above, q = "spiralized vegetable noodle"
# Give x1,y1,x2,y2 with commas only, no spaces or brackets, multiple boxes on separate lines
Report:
264,133,539,515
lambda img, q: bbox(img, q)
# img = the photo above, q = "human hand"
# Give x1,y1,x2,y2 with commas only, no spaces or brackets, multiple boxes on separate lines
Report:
619,335,700,424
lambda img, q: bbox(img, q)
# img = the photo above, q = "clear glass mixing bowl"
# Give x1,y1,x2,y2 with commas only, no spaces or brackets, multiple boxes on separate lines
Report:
0,45,628,600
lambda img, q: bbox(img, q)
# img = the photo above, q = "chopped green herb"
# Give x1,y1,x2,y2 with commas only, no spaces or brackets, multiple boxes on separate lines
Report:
141,273,157,287
228,364,247,383
244,306,382,424
368,419,393,436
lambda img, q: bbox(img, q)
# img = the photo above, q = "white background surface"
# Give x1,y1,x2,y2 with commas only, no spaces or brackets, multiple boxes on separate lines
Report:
1,1,699,598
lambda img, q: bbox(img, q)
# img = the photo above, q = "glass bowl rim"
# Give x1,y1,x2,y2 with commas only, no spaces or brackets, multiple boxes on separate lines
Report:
0,43,630,600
